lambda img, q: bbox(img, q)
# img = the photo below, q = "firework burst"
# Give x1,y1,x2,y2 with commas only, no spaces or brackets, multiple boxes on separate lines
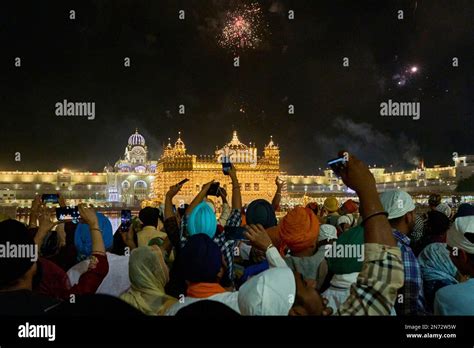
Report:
218,3,266,52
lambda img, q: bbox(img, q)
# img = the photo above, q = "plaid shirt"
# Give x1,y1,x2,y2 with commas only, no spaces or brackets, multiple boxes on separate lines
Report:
179,209,241,285
392,230,426,315
411,214,427,243
338,243,404,315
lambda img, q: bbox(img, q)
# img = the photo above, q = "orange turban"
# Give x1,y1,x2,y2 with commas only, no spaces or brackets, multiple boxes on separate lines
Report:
278,206,320,254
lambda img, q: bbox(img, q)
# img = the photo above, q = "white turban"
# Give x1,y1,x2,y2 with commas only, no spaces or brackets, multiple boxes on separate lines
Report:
337,214,354,227
379,190,415,219
436,203,452,218
318,224,338,242
238,267,295,315
447,216,474,254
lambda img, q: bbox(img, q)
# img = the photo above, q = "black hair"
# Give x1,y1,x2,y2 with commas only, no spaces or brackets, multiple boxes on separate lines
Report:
426,210,450,236
138,207,160,227
0,219,36,289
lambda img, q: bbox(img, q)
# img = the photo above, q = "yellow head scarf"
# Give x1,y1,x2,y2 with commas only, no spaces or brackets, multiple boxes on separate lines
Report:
120,246,177,315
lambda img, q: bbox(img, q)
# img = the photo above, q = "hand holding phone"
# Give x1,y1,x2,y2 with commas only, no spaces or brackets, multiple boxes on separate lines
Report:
328,157,348,177
56,206,81,224
167,179,188,198
120,209,132,232
178,178,189,186
222,157,232,175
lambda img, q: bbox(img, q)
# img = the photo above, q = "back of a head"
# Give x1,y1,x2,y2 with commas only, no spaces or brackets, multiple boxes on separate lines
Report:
306,202,319,216
238,267,295,315
448,215,474,253
318,224,338,243
435,203,452,219
379,190,415,220
426,210,450,236
139,207,160,227
246,199,277,228
181,234,222,283
327,225,364,275
337,214,354,228
176,299,240,317
323,197,339,213
0,219,36,289
187,201,217,238
74,213,113,259
279,206,320,253
342,199,359,214
428,193,441,208
129,246,169,290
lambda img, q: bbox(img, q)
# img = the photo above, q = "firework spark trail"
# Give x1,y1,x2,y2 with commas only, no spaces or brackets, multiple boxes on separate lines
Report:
218,3,266,52
393,65,419,86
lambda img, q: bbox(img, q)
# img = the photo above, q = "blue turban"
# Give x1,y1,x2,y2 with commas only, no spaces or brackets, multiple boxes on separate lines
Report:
187,201,217,238
181,234,222,283
246,199,277,228
74,212,113,259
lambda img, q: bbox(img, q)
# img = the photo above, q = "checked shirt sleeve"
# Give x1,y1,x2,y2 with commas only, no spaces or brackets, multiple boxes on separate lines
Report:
338,243,404,316
179,214,189,249
225,209,242,227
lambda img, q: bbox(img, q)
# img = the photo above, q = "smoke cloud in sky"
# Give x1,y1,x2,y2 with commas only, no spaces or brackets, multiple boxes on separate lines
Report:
314,117,421,170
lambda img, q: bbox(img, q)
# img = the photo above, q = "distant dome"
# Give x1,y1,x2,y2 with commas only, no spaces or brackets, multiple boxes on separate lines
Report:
128,129,145,146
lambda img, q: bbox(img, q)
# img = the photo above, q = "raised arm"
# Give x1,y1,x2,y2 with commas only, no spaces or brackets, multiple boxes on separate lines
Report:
245,224,288,268
34,206,58,248
217,187,232,226
272,176,284,211
78,204,105,254
228,164,242,210
337,152,402,315
165,182,184,220
28,195,42,228
185,180,214,215
338,152,395,246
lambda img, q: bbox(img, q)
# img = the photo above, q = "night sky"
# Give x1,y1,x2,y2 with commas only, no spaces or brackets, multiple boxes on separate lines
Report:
0,0,473,174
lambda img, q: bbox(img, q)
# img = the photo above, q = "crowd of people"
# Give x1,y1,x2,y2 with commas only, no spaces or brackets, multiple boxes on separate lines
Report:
1,152,474,316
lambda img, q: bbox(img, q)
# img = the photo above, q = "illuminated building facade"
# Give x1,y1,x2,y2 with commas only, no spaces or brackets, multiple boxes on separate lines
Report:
105,129,157,206
0,128,472,209
283,154,474,206
150,131,280,206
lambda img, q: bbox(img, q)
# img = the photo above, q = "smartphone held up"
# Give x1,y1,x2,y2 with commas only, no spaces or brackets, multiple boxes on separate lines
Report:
327,155,348,177
222,157,232,176
120,209,132,232
55,206,81,224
